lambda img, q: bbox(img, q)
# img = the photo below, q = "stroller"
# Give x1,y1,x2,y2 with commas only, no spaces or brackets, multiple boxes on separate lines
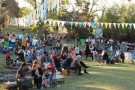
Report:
42,64,58,88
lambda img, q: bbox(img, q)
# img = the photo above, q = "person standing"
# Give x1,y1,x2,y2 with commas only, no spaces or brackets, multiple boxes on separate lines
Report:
31,60,43,89
85,43,90,59
22,36,27,50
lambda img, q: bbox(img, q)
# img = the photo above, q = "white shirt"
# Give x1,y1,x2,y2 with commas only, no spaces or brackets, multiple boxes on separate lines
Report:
32,39,38,46
75,47,80,54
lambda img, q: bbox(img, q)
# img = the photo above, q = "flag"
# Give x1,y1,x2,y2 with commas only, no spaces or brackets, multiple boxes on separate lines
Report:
57,0,60,15
129,23,132,29
70,21,74,27
117,23,120,28
61,21,65,27
83,22,87,27
48,0,51,11
109,23,112,28
91,22,96,27
121,23,125,28
79,22,83,27
87,22,91,27
100,23,104,27
49,20,52,26
113,23,116,28
57,21,61,26
105,23,108,28
125,23,128,28
75,22,78,27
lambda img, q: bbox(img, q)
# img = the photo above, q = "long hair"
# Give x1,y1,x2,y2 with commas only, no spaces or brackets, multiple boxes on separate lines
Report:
32,60,38,68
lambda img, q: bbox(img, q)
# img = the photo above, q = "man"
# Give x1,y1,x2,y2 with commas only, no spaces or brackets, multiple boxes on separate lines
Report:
16,62,34,90
40,52,51,67
22,36,27,50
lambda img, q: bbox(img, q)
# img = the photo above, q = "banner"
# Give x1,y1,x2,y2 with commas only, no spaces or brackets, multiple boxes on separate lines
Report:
87,22,91,27
117,23,120,28
70,21,74,27
75,22,78,27
83,22,87,27
91,22,96,27
121,23,125,28
113,23,116,28
100,23,104,27
61,21,65,27
133,24,135,29
79,22,83,27
109,23,112,28
105,23,108,28
129,23,132,29
125,23,128,28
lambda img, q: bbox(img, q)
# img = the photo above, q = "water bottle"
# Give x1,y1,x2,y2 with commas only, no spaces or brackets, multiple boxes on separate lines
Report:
7,81,10,84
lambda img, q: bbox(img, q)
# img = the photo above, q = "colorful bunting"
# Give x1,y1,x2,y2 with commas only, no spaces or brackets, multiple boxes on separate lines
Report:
117,23,120,28
57,21,61,26
70,21,74,27
57,0,60,15
121,23,125,28
53,20,56,25
83,22,87,27
129,23,132,29
113,23,116,28
79,22,83,27
75,22,78,27
109,23,112,28
100,23,104,27
48,0,51,11
125,23,128,28
133,24,135,29
61,21,65,27
87,22,91,27
49,20,52,26
105,23,108,28
91,22,96,27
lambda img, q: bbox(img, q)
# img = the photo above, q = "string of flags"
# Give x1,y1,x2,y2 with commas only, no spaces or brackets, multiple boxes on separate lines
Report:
11,0,61,27
11,0,135,30
44,20,135,29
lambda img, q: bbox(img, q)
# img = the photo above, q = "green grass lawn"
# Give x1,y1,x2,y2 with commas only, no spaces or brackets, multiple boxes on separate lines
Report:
1,26,135,90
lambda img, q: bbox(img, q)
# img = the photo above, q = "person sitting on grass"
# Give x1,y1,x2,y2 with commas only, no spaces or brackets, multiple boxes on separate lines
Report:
93,51,104,65
70,52,89,75
5,51,13,66
110,56,116,64
16,62,36,90
102,50,110,64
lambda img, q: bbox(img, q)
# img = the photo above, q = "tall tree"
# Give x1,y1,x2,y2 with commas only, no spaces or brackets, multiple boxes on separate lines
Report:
0,0,19,28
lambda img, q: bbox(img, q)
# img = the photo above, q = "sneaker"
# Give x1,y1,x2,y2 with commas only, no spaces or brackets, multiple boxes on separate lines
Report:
85,66,90,68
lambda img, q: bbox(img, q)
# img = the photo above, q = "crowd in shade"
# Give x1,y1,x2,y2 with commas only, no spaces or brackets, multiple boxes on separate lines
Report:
1,29,135,90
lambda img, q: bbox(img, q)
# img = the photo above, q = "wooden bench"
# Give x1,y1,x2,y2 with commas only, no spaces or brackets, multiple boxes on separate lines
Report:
3,81,18,90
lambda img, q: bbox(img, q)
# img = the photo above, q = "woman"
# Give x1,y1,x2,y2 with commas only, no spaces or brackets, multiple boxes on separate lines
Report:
61,52,68,69
70,52,89,75
102,50,110,64
85,43,90,59
31,60,43,89
52,52,62,72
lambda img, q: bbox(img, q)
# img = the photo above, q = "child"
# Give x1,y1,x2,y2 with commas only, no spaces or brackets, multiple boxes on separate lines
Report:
5,52,13,66
12,56,21,68
43,66,53,87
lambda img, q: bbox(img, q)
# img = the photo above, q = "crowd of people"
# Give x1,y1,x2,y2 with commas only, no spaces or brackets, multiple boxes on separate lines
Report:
1,31,135,90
